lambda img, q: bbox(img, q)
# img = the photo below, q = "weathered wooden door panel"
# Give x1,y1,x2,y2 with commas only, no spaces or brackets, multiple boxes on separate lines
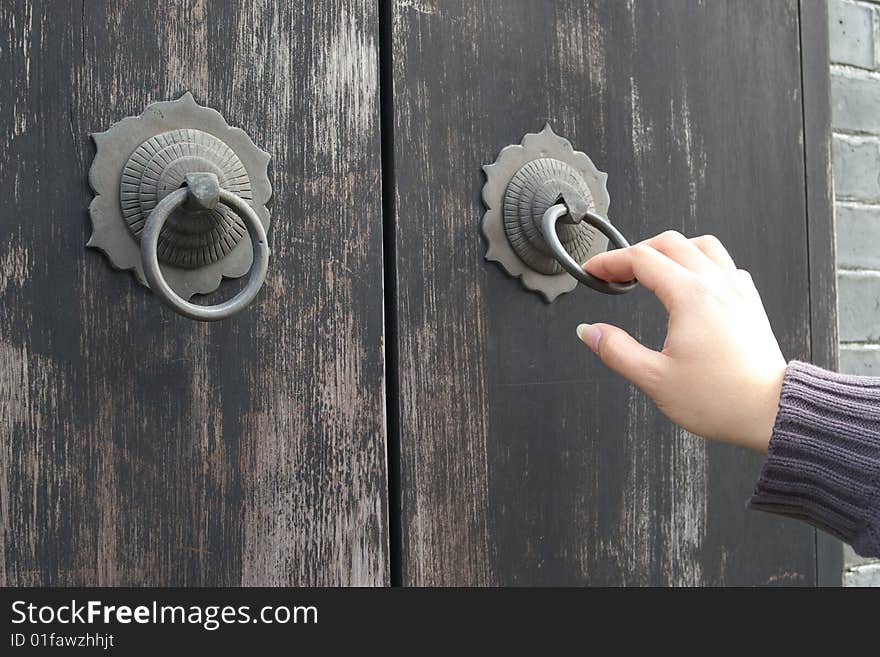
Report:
0,0,388,585
388,0,823,585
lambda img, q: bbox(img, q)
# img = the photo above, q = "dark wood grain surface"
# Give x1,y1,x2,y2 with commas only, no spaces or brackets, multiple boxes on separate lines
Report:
0,0,388,585
389,0,821,585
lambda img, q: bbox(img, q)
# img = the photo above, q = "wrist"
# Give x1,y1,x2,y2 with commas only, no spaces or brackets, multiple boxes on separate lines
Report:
744,362,787,453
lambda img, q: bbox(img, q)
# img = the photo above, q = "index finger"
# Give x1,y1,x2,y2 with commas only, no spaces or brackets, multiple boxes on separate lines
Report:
584,244,693,311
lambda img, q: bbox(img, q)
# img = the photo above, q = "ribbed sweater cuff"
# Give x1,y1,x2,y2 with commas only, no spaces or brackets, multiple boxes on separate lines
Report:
748,361,880,557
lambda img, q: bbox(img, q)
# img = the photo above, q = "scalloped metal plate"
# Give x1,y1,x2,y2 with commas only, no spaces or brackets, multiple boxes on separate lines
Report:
88,92,272,300
481,124,611,302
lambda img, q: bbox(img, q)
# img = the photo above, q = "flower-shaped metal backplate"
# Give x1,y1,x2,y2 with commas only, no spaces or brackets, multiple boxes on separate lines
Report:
482,124,610,302
88,93,272,300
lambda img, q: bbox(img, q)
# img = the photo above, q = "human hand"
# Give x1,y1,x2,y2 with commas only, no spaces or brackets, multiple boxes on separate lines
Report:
576,231,786,453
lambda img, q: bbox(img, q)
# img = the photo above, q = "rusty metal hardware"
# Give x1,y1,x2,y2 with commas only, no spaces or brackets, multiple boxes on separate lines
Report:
541,196,637,295
481,125,637,301
88,93,272,320
141,173,270,321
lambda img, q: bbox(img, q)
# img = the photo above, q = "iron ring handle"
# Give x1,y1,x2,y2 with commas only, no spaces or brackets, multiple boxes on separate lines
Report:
141,187,270,321
541,203,638,295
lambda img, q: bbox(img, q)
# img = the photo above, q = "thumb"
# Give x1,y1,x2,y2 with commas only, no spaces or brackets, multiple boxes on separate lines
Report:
576,323,666,394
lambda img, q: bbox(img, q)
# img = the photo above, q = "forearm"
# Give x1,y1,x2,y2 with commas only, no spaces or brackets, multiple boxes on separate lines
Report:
749,361,880,557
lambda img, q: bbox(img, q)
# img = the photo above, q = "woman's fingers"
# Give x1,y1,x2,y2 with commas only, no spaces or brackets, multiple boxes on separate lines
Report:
584,242,693,311
584,231,739,310
577,322,669,396
640,230,717,274
691,234,736,270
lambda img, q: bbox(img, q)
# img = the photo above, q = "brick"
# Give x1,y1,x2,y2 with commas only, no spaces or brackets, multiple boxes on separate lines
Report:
844,563,880,586
829,0,876,69
838,271,880,341
831,2,880,585
836,203,880,267
832,136,880,200
832,70,880,133
840,345,880,373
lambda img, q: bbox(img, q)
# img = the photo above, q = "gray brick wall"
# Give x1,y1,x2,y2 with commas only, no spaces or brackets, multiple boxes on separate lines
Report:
829,0,880,582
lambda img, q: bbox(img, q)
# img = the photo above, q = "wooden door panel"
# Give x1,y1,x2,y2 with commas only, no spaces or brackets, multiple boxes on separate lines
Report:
0,0,387,585
388,0,819,585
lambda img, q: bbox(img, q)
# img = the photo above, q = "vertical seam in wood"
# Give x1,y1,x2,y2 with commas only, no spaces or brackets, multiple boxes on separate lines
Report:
378,0,403,587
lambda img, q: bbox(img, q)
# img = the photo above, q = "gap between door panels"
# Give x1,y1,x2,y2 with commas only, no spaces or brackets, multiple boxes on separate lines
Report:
378,0,404,588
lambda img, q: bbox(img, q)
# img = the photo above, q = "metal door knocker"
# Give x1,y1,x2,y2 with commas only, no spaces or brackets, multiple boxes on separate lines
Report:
481,124,637,301
88,92,272,321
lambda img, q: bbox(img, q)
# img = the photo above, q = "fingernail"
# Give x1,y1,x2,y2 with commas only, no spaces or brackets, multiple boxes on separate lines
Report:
576,323,601,354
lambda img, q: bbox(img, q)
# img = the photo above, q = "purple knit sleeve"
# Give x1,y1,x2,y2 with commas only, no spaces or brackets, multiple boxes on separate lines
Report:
748,361,880,557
